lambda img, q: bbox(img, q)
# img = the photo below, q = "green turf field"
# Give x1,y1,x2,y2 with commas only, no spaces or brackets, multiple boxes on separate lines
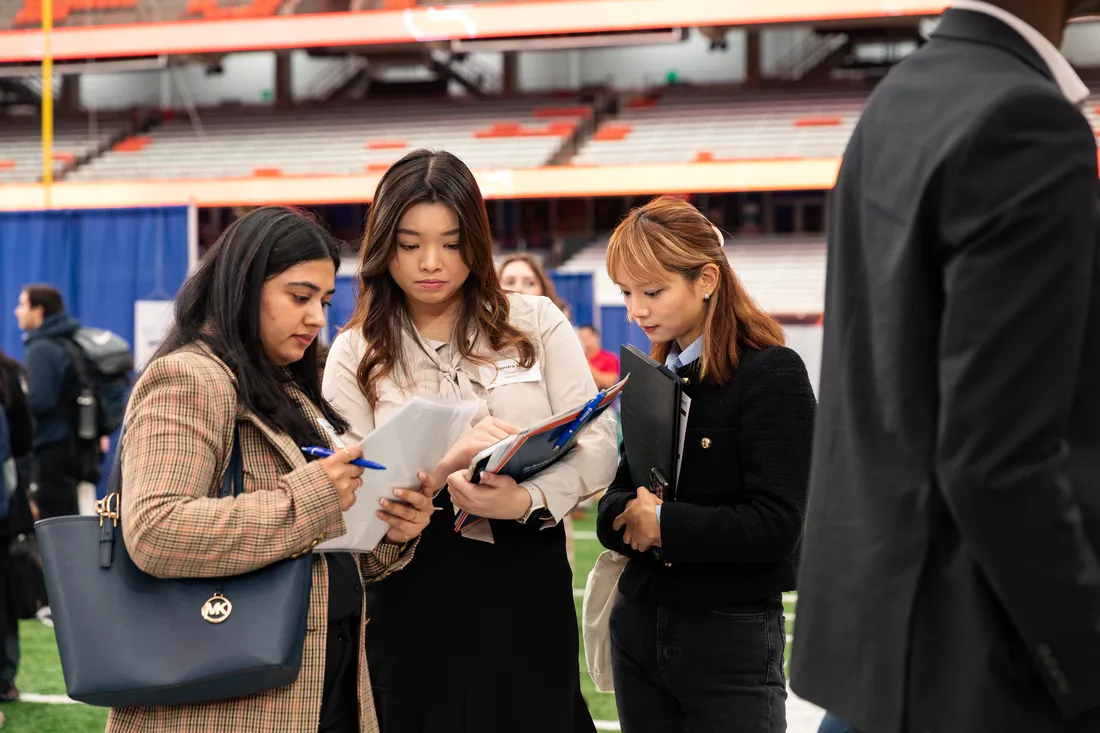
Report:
0,512,797,731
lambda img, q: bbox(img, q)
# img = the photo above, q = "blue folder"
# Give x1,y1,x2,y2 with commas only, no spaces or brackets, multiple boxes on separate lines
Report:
455,375,628,532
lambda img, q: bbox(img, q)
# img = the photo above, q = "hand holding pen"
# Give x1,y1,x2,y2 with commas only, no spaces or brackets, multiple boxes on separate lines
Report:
301,446,386,471
301,446,385,512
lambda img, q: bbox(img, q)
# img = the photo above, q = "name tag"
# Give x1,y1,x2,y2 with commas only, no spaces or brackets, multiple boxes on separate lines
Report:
316,418,344,447
483,359,542,390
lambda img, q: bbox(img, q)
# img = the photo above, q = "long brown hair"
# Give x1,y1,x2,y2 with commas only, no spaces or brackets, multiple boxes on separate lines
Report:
345,149,537,405
606,196,785,385
498,253,570,314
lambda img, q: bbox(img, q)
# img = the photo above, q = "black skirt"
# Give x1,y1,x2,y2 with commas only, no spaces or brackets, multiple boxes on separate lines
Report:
365,490,596,733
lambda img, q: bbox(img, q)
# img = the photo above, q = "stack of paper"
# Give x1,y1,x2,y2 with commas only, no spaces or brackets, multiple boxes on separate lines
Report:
314,395,480,553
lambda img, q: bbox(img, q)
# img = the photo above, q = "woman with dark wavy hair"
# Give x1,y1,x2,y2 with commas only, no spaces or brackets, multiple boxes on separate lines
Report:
323,150,618,733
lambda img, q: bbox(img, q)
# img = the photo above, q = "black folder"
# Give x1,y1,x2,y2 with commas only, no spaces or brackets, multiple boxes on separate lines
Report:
619,344,683,501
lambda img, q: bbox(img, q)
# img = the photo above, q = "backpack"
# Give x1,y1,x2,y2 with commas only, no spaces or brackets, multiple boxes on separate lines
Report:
61,326,135,440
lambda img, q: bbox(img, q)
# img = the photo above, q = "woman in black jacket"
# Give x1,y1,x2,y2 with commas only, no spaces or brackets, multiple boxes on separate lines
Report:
597,196,816,733
0,348,34,706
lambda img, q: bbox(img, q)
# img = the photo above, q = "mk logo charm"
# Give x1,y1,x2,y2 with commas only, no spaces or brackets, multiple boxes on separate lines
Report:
201,593,233,624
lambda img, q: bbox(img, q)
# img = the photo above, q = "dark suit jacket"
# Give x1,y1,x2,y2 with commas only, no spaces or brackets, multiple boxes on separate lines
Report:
597,346,816,607
790,9,1100,733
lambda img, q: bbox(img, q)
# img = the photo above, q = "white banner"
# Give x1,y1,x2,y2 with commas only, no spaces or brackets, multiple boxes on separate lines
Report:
134,300,176,370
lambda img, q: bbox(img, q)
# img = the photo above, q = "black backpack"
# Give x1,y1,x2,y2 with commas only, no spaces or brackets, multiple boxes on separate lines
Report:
59,328,134,482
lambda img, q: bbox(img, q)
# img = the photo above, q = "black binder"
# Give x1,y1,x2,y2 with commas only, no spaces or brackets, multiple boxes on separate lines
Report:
619,344,684,500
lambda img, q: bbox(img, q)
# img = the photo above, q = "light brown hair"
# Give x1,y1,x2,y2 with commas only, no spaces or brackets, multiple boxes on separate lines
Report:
498,253,570,314
344,150,537,405
606,196,785,384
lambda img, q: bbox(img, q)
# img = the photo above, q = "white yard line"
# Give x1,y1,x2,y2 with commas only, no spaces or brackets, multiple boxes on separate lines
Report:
20,692,79,705
594,721,621,731
574,531,600,541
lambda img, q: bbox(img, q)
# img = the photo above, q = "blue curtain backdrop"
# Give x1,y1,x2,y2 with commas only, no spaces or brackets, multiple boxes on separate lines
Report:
599,305,651,357
327,274,358,344
548,272,593,327
0,206,190,499
0,206,190,359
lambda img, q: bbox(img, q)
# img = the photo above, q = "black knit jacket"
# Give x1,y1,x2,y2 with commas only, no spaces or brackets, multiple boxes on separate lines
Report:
597,345,817,607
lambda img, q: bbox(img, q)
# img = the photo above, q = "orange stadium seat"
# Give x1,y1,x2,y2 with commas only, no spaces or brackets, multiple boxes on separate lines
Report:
252,167,283,176
15,0,138,25
532,106,593,119
112,136,152,152
793,116,843,127
186,0,281,20
591,124,632,141
573,89,863,166
365,140,408,150
0,161,15,170
473,121,577,137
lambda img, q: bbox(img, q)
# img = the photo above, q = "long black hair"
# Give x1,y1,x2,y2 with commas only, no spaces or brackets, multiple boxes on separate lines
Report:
153,206,349,445
0,348,26,410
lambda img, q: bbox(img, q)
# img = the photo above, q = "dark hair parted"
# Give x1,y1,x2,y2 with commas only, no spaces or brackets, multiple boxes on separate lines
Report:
23,284,64,318
345,149,537,406
153,205,349,445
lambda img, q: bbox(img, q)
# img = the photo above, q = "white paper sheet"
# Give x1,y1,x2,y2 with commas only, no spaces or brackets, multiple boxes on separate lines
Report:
314,395,480,554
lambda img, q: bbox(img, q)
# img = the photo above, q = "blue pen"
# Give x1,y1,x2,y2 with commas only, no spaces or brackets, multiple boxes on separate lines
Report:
300,446,387,471
553,390,606,450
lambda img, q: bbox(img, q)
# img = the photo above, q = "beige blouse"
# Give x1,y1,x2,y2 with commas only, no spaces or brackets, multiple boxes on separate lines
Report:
322,293,619,543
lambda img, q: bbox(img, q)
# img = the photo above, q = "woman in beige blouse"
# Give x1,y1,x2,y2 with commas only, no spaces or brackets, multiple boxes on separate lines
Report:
322,149,618,733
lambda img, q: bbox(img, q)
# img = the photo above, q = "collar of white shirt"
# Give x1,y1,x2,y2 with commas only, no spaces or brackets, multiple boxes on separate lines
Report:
949,1,1089,106
665,336,704,371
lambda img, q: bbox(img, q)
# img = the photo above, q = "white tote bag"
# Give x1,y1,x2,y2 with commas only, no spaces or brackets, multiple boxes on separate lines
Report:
581,550,630,693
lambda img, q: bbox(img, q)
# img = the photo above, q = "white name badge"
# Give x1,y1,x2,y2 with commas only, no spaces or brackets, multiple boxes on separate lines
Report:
316,418,344,447
483,359,542,390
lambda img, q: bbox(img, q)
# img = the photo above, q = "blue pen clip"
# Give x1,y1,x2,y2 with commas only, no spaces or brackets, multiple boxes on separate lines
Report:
300,446,387,471
553,390,606,451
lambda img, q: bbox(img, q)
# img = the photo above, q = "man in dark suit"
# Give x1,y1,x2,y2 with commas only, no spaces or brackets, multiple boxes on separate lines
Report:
791,3,1100,733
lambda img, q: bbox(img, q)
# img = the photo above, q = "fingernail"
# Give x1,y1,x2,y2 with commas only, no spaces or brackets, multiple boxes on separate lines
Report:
394,489,406,498
376,511,385,519
380,498,390,507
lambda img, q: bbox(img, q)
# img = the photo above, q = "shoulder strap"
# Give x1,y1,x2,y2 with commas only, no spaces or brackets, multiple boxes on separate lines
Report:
57,337,96,390
108,423,243,501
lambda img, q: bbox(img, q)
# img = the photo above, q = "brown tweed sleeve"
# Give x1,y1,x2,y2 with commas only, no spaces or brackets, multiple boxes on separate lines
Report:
359,536,420,584
121,353,346,579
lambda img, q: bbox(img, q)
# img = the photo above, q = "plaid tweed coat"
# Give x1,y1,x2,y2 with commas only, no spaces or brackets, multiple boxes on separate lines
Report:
106,343,415,733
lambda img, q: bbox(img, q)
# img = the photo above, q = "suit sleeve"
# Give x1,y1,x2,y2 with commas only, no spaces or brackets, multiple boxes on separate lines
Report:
935,90,1100,717
658,348,815,564
595,442,644,558
121,356,346,580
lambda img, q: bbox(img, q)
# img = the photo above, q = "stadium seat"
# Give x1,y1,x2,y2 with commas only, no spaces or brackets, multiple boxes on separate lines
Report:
67,97,593,182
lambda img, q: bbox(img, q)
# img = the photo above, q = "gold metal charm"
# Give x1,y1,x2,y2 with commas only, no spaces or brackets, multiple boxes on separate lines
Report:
96,493,120,527
201,593,233,624
700,437,712,449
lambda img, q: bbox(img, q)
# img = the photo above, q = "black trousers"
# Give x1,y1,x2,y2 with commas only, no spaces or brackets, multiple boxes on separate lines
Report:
34,441,80,521
610,592,788,733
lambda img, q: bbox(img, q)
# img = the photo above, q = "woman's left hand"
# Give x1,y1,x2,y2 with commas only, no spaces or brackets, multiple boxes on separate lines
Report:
447,470,531,521
613,487,663,552
377,476,434,544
